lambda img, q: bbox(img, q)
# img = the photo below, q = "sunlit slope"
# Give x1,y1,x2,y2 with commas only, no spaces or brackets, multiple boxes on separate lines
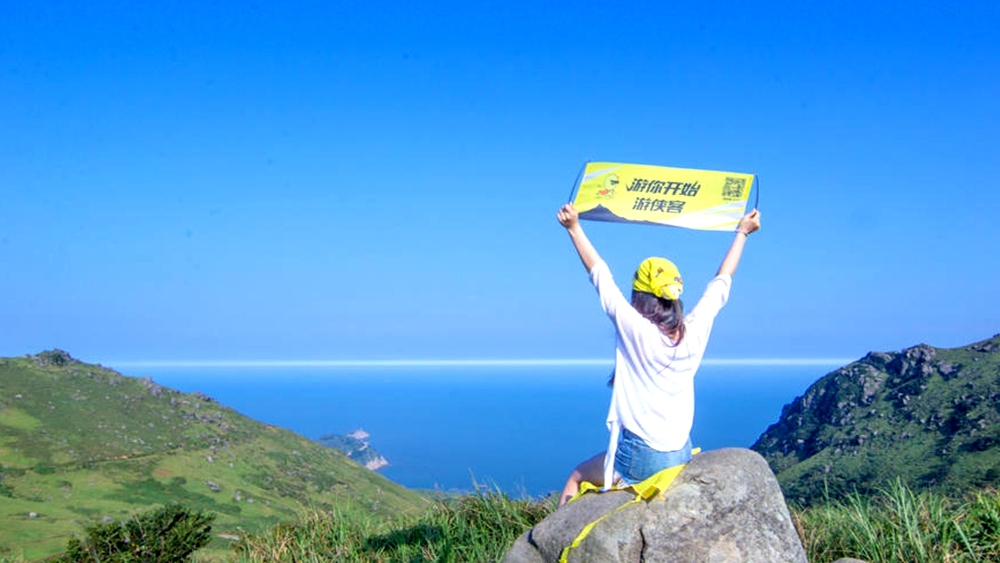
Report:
0,351,428,560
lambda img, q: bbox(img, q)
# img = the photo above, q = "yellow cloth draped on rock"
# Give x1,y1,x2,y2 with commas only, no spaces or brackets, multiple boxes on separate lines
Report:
558,448,700,563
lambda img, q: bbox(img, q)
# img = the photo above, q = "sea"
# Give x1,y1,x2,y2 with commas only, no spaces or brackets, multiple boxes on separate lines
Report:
125,363,836,499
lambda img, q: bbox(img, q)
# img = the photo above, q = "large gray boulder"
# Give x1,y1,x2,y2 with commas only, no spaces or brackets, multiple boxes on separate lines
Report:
503,448,808,563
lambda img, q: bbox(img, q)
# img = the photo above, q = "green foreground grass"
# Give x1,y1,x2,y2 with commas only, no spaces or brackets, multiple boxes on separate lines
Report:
5,481,1000,563
232,482,1000,563
231,487,554,563
796,480,1000,563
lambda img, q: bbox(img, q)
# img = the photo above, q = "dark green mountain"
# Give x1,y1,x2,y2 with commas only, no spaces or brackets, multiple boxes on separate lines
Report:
0,351,429,560
752,334,1000,506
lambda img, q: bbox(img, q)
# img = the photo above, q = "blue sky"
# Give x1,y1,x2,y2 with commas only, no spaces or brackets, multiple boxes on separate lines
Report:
2,1,998,364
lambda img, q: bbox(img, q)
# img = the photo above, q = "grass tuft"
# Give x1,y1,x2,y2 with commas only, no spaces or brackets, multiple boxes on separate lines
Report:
796,480,1000,563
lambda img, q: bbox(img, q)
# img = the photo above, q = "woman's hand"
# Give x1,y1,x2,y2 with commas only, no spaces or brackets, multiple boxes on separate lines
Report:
737,209,761,236
557,203,580,230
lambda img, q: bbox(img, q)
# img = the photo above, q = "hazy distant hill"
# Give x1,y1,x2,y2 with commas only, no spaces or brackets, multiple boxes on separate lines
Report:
317,429,389,471
0,350,428,560
752,334,1000,505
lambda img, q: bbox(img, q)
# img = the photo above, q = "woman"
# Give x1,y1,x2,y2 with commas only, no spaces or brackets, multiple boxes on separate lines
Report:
556,203,761,506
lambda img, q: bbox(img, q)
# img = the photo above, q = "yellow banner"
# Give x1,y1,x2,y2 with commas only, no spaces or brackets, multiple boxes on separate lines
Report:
571,162,755,231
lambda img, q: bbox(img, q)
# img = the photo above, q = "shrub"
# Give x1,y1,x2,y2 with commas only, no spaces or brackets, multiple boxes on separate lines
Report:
54,503,215,563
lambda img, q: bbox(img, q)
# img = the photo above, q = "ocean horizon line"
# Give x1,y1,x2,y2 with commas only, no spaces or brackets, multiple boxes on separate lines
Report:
103,357,856,369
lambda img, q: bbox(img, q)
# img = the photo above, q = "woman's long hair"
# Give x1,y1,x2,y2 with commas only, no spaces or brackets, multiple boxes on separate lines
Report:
608,291,686,386
631,290,686,344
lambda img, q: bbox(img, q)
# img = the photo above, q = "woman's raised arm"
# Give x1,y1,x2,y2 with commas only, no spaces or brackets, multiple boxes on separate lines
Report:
557,203,601,273
716,209,761,278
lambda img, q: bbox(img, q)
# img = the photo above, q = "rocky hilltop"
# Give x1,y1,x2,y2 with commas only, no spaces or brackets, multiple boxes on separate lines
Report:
752,334,1000,505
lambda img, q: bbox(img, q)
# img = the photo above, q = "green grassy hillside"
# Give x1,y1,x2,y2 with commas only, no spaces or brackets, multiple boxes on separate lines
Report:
0,351,429,560
752,334,1000,506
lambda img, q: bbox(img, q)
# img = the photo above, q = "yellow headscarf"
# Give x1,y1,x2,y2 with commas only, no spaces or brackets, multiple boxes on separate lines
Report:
632,257,683,300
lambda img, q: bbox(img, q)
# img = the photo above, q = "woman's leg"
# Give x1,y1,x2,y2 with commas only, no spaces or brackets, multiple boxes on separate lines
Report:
558,452,605,506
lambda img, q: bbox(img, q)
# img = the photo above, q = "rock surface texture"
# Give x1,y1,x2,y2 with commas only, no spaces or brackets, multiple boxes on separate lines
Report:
503,448,808,563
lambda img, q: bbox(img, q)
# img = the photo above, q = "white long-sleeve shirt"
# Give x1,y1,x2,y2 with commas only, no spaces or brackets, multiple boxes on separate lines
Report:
588,259,731,488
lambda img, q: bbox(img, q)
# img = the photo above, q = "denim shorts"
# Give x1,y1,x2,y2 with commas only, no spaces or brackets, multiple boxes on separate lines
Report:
613,427,692,485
